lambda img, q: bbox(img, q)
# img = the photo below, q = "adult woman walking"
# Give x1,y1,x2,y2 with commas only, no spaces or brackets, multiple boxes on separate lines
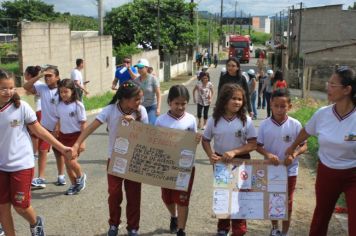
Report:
134,58,161,125
218,57,252,116
286,66,356,236
260,69,274,117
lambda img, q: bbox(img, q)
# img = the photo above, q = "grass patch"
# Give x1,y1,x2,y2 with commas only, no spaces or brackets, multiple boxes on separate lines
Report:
83,91,115,111
0,61,20,75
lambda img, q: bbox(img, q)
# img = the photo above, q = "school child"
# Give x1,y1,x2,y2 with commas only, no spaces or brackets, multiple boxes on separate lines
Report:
273,70,287,91
193,72,214,129
256,89,307,236
155,85,200,236
24,66,43,157
202,83,257,236
23,66,66,188
55,79,87,195
0,69,71,236
71,81,148,236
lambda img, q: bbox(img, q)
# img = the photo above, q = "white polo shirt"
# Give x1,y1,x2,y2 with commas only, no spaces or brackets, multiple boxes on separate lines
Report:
55,101,87,134
34,80,43,112
96,103,148,157
34,83,59,131
0,101,37,172
71,68,83,87
155,111,197,132
203,115,257,155
257,116,303,176
305,105,356,169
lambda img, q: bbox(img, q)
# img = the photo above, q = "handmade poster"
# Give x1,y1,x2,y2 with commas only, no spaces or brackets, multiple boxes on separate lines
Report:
212,159,288,220
108,120,198,191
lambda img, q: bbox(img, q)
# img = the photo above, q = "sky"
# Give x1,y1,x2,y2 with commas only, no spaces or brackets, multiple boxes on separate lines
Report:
0,0,354,17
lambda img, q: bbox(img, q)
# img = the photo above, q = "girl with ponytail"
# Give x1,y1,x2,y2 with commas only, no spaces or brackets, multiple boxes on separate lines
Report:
72,80,148,236
0,69,71,236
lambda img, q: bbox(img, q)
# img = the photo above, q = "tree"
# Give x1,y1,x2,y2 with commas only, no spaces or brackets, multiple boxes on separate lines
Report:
104,0,196,53
348,2,356,10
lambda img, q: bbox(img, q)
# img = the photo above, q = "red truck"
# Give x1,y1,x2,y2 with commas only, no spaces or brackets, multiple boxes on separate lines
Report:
228,35,250,63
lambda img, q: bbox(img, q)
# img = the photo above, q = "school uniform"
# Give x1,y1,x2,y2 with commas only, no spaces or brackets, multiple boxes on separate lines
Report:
0,101,37,208
203,115,257,236
34,83,59,150
96,103,148,231
304,105,356,236
257,116,303,215
155,111,197,207
55,101,86,146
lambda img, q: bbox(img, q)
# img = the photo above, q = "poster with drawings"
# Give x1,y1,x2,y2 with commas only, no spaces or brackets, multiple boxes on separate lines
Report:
212,159,288,220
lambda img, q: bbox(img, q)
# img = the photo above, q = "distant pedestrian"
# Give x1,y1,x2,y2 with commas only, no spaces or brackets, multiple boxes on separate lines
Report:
257,70,267,109
217,57,252,117
273,70,287,90
257,88,307,236
247,69,257,119
134,58,161,125
286,66,356,236
23,65,66,188
193,72,214,129
202,83,257,236
55,79,87,195
70,58,89,101
155,85,200,236
213,54,218,68
0,69,71,236
260,69,274,117
71,81,148,236
112,57,138,90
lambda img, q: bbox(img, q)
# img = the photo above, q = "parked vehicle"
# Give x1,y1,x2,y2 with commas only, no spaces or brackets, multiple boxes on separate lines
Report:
228,35,250,63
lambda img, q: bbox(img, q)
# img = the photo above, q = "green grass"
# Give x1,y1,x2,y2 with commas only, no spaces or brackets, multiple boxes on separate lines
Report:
83,91,115,111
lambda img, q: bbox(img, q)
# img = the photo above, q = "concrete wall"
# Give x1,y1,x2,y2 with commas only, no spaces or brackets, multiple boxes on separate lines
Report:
19,22,113,96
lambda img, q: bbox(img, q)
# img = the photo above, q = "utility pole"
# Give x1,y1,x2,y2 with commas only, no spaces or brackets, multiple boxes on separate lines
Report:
234,1,237,34
98,0,104,35
157,0,160,51
248,13,251,35
220,0,223,51
297,2,303,95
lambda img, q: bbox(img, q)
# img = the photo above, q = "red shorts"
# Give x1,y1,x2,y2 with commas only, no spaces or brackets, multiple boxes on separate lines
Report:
0,168,34,208
287,176,297,215
58,132,81,147
161,167,195,207
38,128,60,154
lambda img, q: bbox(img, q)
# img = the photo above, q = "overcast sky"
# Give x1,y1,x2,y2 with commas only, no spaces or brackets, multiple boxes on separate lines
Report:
0,0,354,17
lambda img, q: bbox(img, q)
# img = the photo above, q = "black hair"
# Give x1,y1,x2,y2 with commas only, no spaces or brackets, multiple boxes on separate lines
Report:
0,69,20,108
226,57,242,77
58,79,79,102
25,65,41,77
44,66,60,86
167,85,190,103
108,80,142,121
271,88,291,103
213,83,247,126
274,70,284,82
76,58,84,67
335,66,356,105
198,71,210,81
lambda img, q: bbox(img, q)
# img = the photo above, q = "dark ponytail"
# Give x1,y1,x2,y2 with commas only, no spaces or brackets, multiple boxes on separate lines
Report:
0,69,21,108
109,81,142,121
25,65,41,78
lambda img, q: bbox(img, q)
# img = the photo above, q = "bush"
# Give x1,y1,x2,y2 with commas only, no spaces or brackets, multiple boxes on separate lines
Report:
114,43,142,65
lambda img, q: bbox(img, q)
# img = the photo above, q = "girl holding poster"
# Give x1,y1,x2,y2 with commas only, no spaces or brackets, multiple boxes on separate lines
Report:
71,81,148,236
155,85,200,236
202,83,257,236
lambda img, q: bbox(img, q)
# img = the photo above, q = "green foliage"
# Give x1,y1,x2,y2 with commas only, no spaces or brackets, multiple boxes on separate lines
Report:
104,0,195,53
57,13,98,31
0,42,17,58
195,17,220,46
222,26,271,45
0,61,20,74
114,43,142,65
348,2,356,10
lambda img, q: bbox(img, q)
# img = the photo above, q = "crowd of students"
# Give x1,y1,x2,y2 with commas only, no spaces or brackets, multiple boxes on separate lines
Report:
0,58,355,236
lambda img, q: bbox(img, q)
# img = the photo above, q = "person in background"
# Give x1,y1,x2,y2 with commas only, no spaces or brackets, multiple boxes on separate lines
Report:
285,66,356,236
257,70,267,109
213,54,218,68
273,70,287,91
112,57,138,90
70,59,89,101
134,58,161,125
260,69,274,117
247,69,257,120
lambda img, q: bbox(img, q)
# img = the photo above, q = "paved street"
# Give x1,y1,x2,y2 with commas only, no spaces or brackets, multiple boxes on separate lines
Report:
12,58,343,236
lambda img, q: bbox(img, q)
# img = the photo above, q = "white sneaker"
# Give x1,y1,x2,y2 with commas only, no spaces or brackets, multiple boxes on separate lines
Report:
31,178,46,189
270,228,282,236
56,175,66,186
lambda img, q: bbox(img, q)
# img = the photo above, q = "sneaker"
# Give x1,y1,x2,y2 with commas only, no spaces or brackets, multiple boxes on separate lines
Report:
170,216,178,233
76,173,87,192
216,230,228,236
30,216,45,236
270,228,282,236
56,175,66,186
177,229,186,236
128,229,139,236
65,185,78,195
107,225,118,236
0,226,4,236
31,178,46,189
